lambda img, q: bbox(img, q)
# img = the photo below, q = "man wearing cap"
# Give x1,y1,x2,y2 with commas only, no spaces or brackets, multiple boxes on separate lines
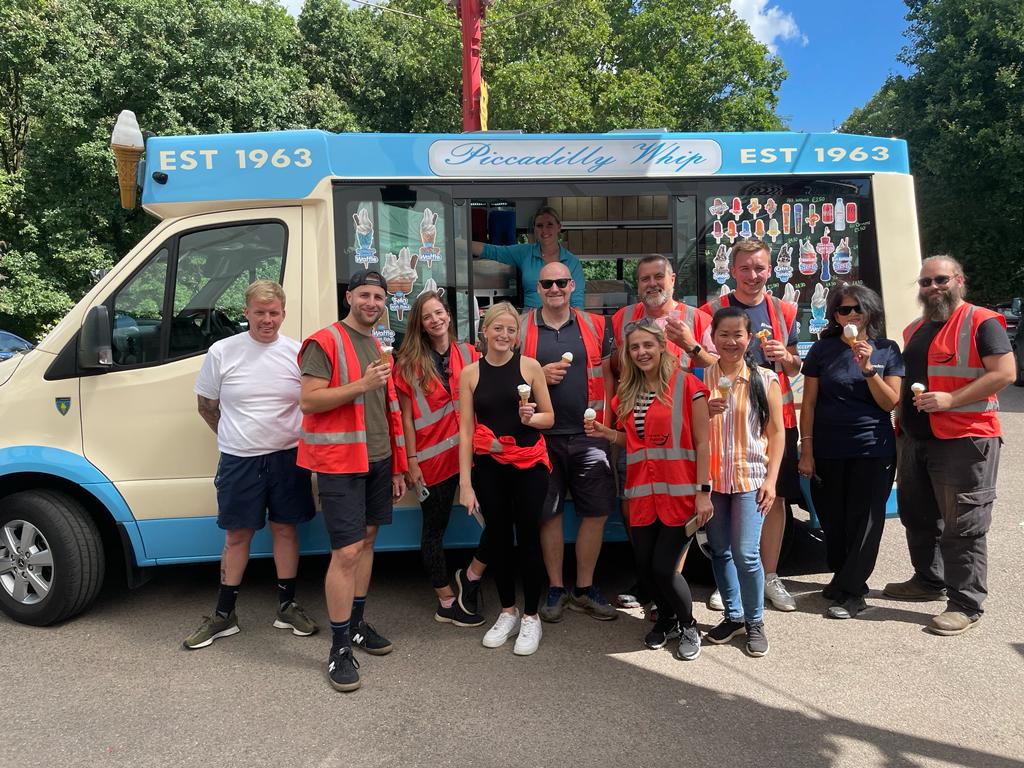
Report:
519,261,618,623
886,256,1014,635
298,269,408,692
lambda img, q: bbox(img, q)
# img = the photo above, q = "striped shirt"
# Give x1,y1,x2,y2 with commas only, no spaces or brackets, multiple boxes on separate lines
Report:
708,362,779,494
634,391,656,439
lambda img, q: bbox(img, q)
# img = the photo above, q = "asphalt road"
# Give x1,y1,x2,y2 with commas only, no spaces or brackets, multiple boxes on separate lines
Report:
3,391,1024,768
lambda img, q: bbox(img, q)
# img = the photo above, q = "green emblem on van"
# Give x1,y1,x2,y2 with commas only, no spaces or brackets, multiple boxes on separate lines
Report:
55,397,71,415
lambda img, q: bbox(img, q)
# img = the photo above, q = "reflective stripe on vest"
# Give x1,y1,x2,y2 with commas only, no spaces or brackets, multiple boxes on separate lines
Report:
411,341,473,430
926,307,986,379
626,373,692,464
416,432,460,461
624,482,700,500
299,429,368,445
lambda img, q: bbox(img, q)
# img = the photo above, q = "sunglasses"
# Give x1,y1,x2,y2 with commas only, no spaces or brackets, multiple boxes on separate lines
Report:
836,304,863,316
917,275,954,288
539,278,571,289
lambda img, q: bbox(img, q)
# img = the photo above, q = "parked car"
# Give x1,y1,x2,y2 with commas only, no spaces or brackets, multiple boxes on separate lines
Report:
1014,320,1024,386
0,331,33,361
994,298,1020,339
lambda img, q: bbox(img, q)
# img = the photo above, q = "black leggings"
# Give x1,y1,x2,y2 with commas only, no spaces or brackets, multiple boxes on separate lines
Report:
631,520,695,627
472,454,549,615
812,456,896,598
420,475,460,589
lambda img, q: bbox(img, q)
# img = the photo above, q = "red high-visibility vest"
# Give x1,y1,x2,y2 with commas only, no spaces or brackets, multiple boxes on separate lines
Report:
394,340,478,486
617,370,706,527
297,321,408,476
472,423,551,471
611,301,711,371
902,303,1004,439
518,307,607,424
701,292,798,428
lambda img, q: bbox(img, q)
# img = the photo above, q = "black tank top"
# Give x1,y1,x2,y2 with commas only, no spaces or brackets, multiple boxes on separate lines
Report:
474,352,540,447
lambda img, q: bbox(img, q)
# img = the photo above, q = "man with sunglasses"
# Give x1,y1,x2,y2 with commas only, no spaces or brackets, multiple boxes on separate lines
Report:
519,262,619,623
885,256,1014,635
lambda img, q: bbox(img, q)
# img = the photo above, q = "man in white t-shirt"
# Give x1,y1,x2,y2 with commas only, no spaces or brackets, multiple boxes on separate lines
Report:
182,280,318,650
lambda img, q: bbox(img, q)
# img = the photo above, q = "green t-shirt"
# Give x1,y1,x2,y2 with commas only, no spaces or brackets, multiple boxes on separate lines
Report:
299,329,391,463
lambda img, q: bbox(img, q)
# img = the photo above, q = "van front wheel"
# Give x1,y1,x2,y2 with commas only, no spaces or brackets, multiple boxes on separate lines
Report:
0,490,106,626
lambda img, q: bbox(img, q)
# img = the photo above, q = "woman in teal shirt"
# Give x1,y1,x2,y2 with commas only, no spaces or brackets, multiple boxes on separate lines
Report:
472,206,586,309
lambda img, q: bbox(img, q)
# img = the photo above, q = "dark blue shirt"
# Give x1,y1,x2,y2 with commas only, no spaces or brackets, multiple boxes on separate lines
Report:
801,335,905,458
727,294,798,368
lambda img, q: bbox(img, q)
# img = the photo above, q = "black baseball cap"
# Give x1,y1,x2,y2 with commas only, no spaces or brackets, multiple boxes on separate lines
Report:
348,268,388,293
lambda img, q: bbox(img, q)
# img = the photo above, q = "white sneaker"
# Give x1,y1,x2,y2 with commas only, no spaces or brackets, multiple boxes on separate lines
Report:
482,609,521,648
513,614,543,656
764,576,796,612
708,589,724,612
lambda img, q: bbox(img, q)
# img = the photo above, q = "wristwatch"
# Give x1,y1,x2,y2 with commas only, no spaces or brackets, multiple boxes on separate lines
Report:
698,483,712,493
688,344,703,357
862,367,878,378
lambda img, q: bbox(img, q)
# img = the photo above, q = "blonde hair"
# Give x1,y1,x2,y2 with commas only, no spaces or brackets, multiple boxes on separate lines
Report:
616,320,678,422
482,301,520,331
245,279,286,308
396,292,455,395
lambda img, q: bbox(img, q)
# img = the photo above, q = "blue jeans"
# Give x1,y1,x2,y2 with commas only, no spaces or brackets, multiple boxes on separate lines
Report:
707,490,765,624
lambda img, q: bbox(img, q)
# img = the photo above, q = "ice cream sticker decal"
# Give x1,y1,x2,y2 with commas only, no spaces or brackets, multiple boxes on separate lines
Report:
353,208,377,265
417,208,441,268
774,243,793,283
713,245,731,284
383,247,418,320
809,283,829,335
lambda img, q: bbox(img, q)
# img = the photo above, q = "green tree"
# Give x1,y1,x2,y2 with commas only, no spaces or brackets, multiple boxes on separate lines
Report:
0,0,316,340
844,0,1024,302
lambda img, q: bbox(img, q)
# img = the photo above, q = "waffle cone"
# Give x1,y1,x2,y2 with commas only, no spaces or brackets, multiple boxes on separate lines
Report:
112,144,143,209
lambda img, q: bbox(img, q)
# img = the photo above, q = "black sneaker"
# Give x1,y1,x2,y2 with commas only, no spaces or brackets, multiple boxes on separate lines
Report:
644,616,680,649
675,623,702,661
327,646,361,692
821,582,843,601
705,618,745,645
826,595,868,620
455,568,482,615
352,621,393,655
434,600,485,627
745,621,770,657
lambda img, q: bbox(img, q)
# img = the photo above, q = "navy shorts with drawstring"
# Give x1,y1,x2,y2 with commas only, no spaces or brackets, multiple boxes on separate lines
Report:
215,448,315,530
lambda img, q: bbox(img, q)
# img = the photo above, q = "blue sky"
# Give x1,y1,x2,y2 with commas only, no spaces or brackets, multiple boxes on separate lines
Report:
282,0,912,133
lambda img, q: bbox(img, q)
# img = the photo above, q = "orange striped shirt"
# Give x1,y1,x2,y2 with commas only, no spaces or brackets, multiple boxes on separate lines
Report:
708,361,778,494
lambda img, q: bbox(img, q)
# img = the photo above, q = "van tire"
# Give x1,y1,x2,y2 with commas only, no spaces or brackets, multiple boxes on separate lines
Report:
0,490,106,626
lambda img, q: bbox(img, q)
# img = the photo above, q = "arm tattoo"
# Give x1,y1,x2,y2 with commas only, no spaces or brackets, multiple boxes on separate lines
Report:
197,396,220,434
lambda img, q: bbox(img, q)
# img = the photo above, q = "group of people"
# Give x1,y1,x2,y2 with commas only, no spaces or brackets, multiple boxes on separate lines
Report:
184,231,1012,694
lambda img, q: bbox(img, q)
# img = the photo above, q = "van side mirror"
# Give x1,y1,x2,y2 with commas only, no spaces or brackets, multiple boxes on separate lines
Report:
79,305,113,368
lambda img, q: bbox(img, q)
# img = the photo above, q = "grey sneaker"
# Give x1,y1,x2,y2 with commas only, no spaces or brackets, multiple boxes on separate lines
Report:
674,623,702,661
568,586,618,621
273,601,319,636
745,621,770,657
764,576,796,612
538,586,570,623
183,612,240,650
826,596,868,620
707,589,725,612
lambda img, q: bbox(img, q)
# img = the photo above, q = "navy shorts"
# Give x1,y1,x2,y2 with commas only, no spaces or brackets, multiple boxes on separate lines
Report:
317,457,394,550
215,448,315,531
542,434,616,521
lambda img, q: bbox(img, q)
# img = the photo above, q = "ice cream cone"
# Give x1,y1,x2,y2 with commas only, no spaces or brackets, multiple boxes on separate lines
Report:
561,352,573,364
755,329,772,344
379,346,393,366
518,384,531,405
583,407,596,428
112,144,143,209
911,382,926,396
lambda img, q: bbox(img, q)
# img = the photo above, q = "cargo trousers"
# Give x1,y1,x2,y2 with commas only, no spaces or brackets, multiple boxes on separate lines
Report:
896,434,1000,616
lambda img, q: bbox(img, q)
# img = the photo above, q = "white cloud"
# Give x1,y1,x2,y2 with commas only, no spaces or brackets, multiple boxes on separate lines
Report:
730,0,807,53
281,0,304,15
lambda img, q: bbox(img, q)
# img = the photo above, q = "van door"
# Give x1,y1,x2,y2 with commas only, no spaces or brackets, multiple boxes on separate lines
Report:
80,208,302,554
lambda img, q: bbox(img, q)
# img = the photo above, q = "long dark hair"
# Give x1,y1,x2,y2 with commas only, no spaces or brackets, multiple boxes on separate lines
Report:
711,307,769,434
820,283,885,340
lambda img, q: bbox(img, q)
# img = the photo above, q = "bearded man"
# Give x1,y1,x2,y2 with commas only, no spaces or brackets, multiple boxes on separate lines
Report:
885,256,1014,635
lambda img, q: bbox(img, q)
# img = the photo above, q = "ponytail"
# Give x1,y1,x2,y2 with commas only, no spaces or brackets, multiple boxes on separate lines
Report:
745,350,770,435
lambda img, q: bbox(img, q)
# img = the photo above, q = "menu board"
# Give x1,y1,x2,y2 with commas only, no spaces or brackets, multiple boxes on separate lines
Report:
342,199,449,347
704,193,869,349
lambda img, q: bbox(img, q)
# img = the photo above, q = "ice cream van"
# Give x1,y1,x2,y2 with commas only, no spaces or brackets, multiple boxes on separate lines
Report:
0,113,921,624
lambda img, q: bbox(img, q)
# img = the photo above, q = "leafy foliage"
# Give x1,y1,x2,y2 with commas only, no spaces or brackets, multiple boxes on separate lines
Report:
1,0,785,340
844,0,1024,302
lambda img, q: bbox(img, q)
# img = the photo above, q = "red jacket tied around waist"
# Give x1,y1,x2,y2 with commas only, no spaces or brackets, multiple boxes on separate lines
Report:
472,423,551,471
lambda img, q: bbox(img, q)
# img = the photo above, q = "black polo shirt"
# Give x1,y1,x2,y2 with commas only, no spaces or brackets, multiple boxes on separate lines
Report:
531,310,613,435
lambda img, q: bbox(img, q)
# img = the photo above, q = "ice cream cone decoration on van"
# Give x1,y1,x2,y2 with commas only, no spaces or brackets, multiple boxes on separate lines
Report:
111,110,145,209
